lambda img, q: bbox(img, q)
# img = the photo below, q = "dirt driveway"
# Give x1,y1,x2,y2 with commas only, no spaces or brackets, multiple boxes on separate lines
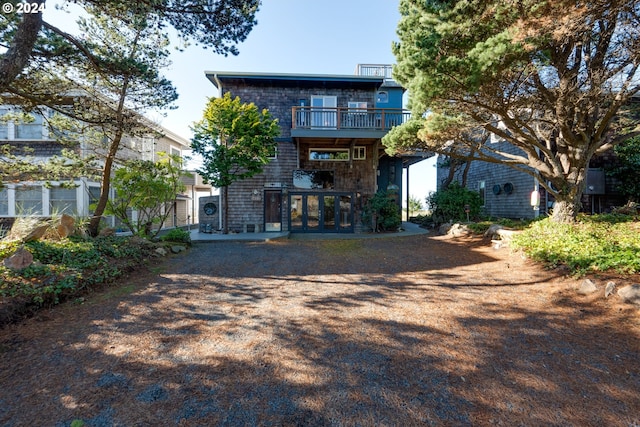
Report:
1,233,639,426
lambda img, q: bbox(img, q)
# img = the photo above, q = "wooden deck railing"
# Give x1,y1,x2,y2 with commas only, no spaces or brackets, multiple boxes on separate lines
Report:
291,107,410,131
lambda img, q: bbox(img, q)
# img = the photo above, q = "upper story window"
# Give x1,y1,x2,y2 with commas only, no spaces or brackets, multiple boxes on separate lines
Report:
376,91,389,104
353,146,366,160
15,112,45,140
309,148,349,161
0,187,8,215
0,108,9,139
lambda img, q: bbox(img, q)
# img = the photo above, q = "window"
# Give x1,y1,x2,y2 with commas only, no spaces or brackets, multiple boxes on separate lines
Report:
0,108,9,139
15,113,44,139
0,187,7,215
311,95,337,128
479,181,486,207
376,91,389,103
353,146,366,160
293,170,334,190
267,144,278,159
49,186,77,215
309,148,349,161
15,185,42,215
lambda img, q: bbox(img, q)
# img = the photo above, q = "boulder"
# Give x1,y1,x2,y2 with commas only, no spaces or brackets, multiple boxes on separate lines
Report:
170,245,187,254
155,247,168,257
448,223,471,237
3,246,33,270
577,278,598,295
484,224,504,238
604,281,616,298
617,284,640,305
438,222,452,235
22,224,50,242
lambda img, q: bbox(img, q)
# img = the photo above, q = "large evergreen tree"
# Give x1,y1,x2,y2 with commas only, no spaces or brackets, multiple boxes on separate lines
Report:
385,0,640,223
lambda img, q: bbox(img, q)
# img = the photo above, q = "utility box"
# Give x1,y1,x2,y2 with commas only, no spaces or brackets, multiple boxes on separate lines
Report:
199,195,220,232
585,169,606,195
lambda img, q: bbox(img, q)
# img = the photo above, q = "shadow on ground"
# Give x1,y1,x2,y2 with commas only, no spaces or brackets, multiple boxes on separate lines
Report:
0,235,638,426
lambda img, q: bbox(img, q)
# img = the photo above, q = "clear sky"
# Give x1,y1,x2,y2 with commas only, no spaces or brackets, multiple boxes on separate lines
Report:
49,0,437,203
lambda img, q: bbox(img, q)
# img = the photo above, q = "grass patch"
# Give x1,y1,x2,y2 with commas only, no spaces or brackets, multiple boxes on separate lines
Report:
511,214,640,275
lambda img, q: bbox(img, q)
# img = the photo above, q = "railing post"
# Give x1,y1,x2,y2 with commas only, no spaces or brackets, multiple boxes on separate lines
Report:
292,107,296,129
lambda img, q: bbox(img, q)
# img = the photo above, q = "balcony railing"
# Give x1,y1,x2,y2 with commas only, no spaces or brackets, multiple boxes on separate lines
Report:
355,64,394,79
291,107,410,131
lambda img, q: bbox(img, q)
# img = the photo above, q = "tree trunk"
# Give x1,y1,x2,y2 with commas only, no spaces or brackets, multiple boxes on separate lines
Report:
550,177,586,223
0,3,43,88
87,129,123,237
222,185,229,234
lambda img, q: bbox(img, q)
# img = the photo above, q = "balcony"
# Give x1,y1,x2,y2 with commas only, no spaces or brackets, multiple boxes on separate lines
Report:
291,107,410,139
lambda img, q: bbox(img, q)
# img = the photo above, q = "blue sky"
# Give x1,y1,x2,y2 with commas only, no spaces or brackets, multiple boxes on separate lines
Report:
49,0,437,202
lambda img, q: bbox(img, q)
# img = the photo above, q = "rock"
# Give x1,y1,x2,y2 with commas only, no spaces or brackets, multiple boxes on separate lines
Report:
3,246,33,270
155,247,168,257
60,214,75,229
577,278,598,295
617,284,640,305
56,224,70,238
448,223,471,237
438,222,452,235
170,245,186,254
604,281,616,298
484,224,504,238
22,224,50,242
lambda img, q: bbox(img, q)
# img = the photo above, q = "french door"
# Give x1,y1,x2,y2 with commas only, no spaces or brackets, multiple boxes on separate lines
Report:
290,192,353,233
311,95,337,128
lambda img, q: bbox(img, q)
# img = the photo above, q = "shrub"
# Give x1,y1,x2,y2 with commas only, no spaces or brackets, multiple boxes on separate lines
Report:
427,182,483,225
159,228,191,244
363,191,402,232
512,214,640,275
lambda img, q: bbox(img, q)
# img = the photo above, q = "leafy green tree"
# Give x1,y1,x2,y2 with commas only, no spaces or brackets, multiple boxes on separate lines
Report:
386,0,640,223
191,93,280,234
105,153,186,238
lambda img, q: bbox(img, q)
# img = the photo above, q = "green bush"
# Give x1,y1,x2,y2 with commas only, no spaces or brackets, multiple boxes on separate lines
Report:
512,214,640,275
159,228,191,244
0,236,157,309
427,182,483,225
363,191,402,232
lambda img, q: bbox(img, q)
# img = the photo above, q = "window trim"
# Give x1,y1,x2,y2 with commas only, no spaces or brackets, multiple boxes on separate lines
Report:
309,148,350,161
353,146,366,160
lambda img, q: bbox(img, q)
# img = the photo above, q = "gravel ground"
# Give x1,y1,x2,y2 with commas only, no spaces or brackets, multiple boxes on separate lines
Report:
0,233,639,426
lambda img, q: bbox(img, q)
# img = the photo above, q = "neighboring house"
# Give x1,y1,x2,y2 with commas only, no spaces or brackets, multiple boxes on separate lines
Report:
205,64,431,233
0,105,212,231
436,140,626,220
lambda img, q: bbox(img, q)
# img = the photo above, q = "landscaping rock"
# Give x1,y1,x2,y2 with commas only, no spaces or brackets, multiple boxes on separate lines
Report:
3,246,33,270
22,224,49,242
617,284,640,305
604,281,616,298
170,245,187,254
155,247,168,257
484,224,504,238
438,222,452,235
577,279,598,295
448,223,471,237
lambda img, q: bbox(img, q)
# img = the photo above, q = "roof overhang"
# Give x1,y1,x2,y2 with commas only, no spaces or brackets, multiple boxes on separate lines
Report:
205,71,387,91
